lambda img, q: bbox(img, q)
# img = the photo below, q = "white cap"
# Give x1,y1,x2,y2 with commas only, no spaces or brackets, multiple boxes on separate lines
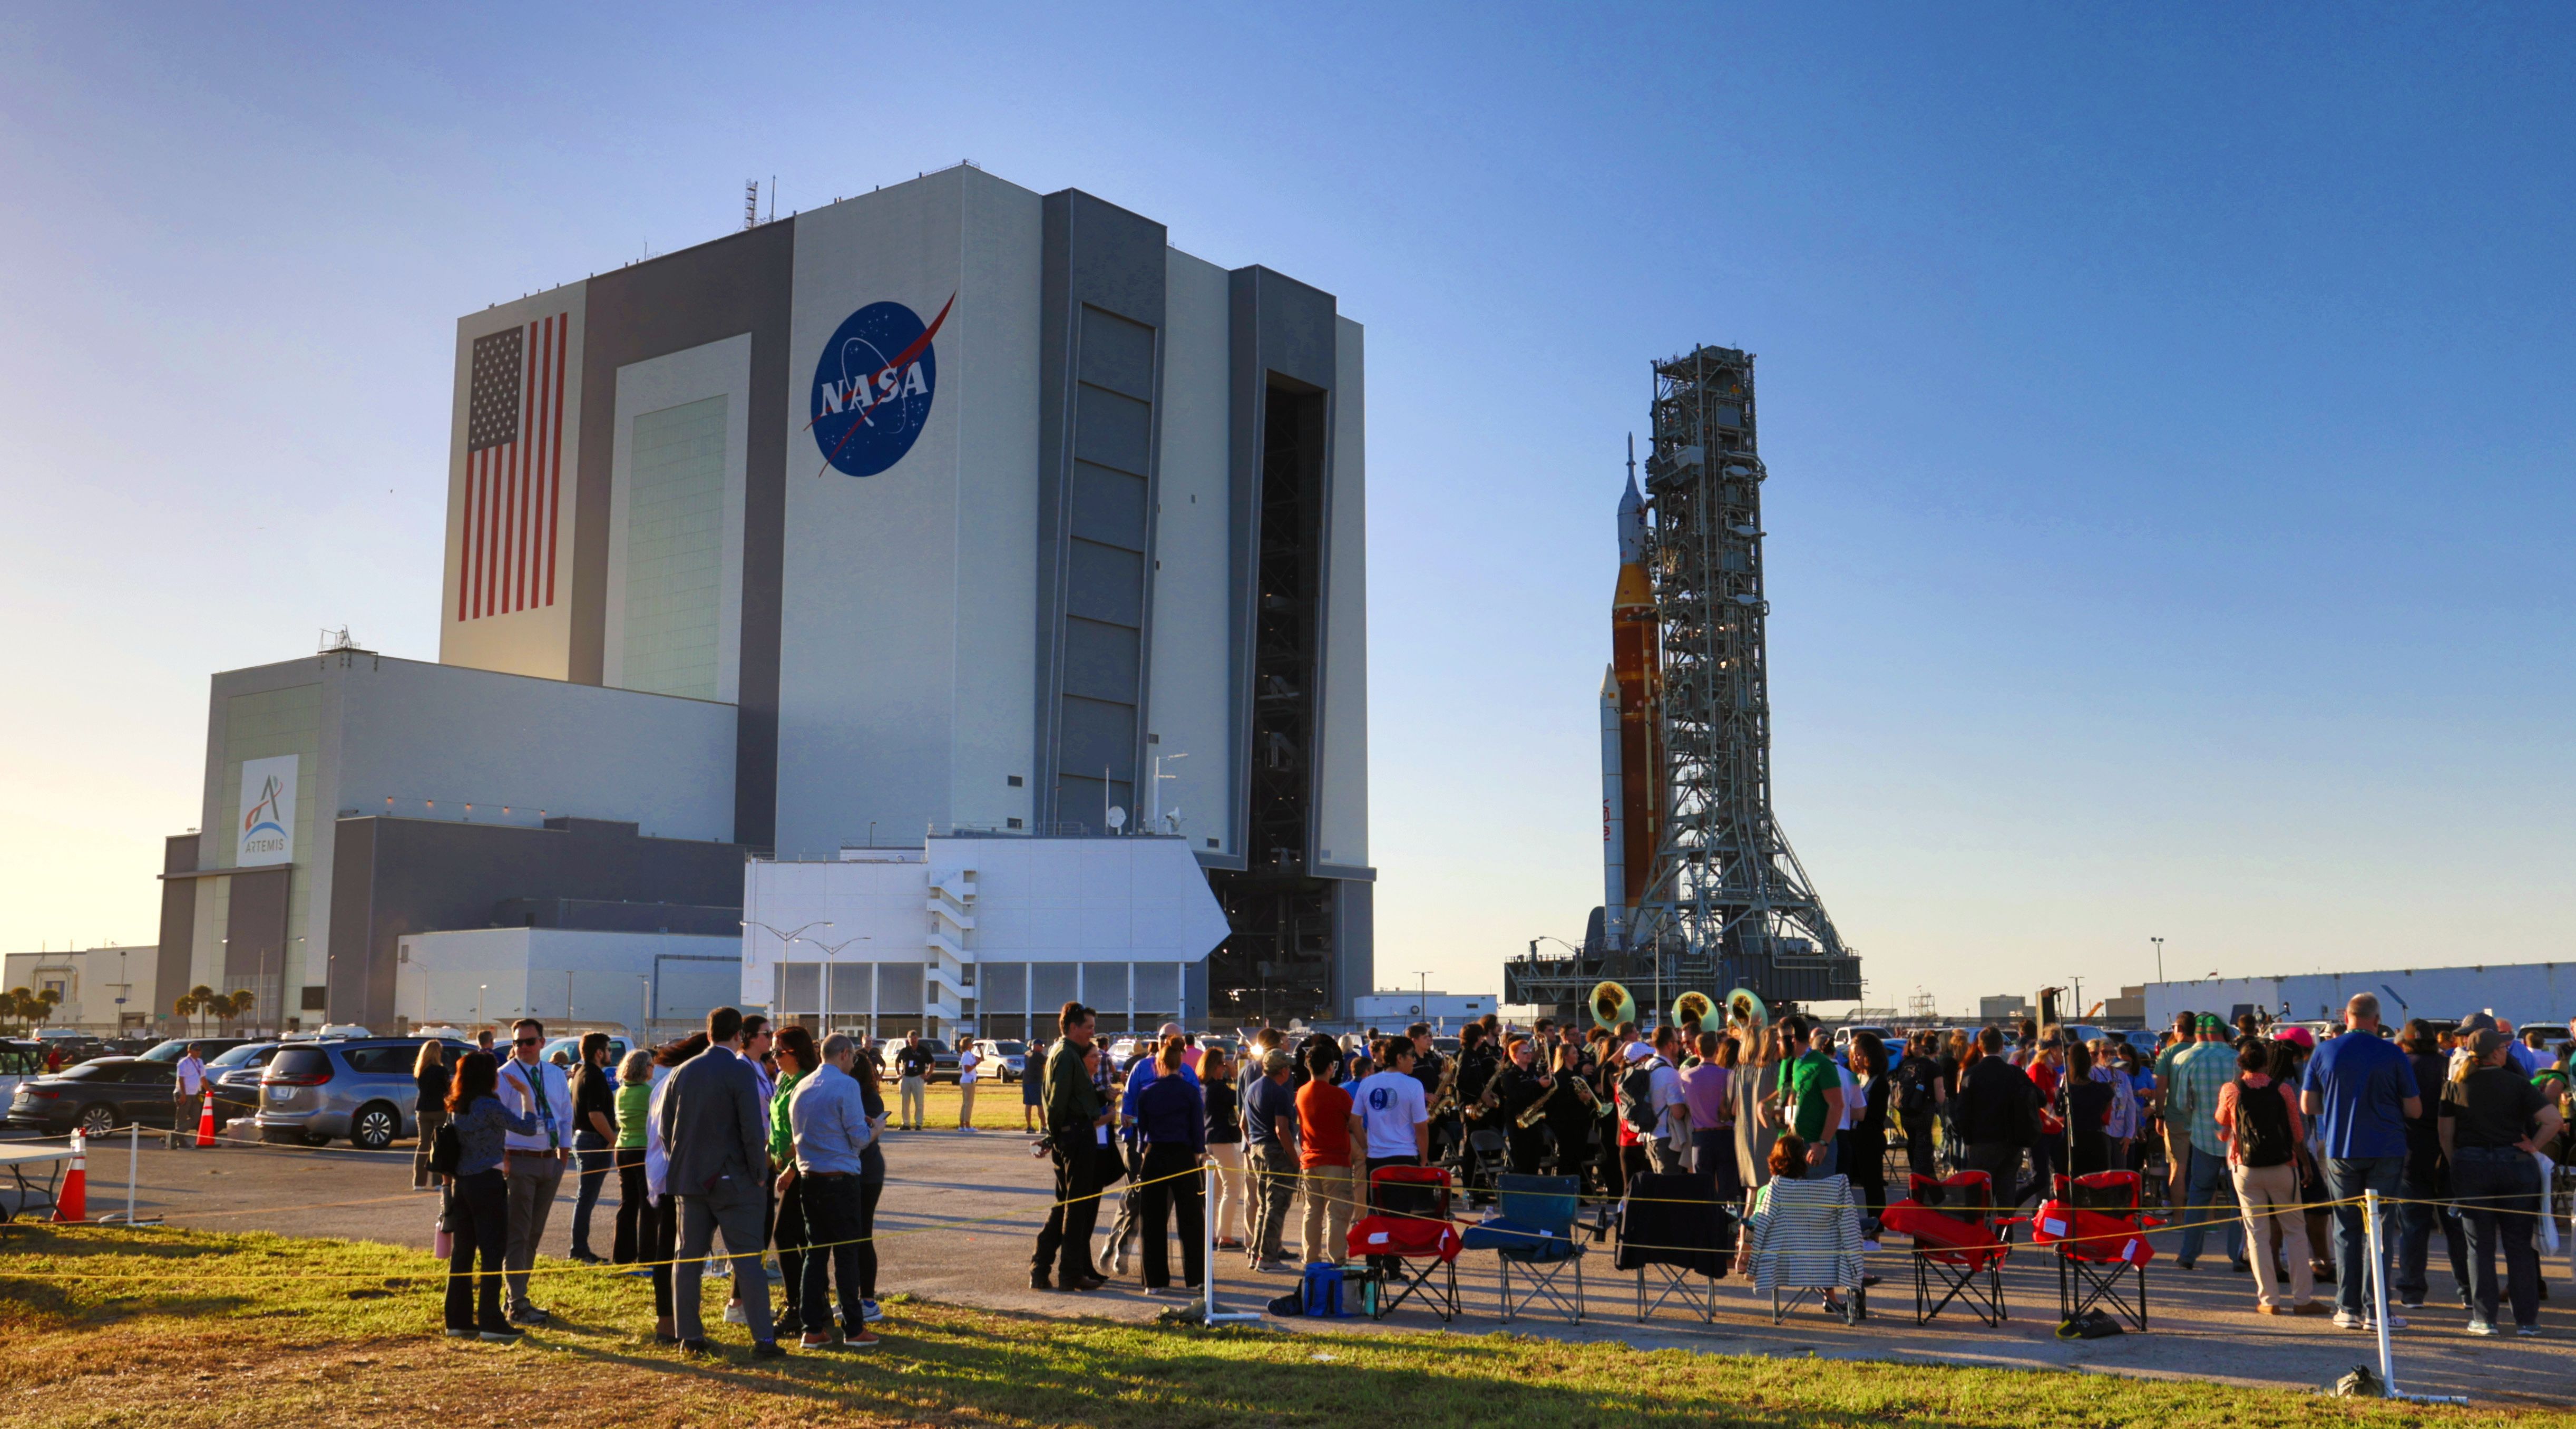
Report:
1622,1042,1657,1063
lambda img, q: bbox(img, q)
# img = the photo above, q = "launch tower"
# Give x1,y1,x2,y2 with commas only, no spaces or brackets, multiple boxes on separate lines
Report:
1627,345,1858,1005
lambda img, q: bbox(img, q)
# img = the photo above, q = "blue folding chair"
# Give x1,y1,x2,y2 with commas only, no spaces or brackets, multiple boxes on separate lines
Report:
1461,1173,1586,1323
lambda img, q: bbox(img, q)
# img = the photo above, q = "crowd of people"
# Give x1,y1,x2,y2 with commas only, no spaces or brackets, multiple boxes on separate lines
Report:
408,995,2576,1352
428,1008,894,1355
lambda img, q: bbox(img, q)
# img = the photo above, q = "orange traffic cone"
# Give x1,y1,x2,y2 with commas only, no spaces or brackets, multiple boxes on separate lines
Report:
51,1132,86,1223
197,1095,216,1149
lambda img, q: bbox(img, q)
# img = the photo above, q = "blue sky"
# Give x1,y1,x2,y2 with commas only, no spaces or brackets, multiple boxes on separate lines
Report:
4,6,2569,1014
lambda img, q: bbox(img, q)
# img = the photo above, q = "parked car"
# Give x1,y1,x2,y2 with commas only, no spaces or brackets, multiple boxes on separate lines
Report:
204,1042,291,1123
878,1037,962,1083
7,1057,178,1138
257,1037,473,1150
969,1039,1028,1082
539,1034,632,1070
136,1036,256,1065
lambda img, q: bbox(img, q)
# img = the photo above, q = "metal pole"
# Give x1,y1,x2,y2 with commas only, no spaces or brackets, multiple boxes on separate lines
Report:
1202,1160,1258,1324
125,1123,136,1224
2367,1189,2395,1395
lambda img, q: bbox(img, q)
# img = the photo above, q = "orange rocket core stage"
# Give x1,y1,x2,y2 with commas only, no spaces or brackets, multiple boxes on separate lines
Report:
1611,474,1661,913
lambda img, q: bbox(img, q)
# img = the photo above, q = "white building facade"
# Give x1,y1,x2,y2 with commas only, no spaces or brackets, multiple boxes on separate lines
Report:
741,834,1233,1044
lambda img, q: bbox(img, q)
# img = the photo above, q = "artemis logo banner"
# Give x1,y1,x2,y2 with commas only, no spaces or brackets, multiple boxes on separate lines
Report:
810,294,953,478
236,754,298,867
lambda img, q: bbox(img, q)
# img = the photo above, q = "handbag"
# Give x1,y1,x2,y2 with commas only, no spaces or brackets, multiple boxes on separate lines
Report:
428,1119,462,1180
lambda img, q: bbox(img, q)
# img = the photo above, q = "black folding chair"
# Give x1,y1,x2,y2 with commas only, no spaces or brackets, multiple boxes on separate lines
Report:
1615,1171,1734,1323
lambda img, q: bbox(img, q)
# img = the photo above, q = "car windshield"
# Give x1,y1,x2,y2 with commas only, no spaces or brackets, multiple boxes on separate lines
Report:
994,1041,1026,1054
138,1041,190,1063
210,1044,273,1068
919,1040,951,1054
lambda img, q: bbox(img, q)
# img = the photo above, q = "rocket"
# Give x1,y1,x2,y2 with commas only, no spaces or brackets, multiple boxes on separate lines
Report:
1604,444,1662,951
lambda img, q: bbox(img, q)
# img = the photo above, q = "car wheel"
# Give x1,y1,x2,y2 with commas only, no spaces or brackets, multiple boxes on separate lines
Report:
76,1103,118,1139
350,1102,399,1152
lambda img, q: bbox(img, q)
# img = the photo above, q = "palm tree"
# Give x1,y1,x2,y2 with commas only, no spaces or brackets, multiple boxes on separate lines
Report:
184,985,217,1037
220,989,257,1032
2,988,32,1034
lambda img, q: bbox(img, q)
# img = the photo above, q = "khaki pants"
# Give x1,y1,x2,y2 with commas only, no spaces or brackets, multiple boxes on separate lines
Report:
2232,1160,2315,1308
958,1080,977,1127
1299,1164,1355,1266
900,1076,927,1128
1206,1142,1246,1242
170,1093,202,1148
504,1153,567,1313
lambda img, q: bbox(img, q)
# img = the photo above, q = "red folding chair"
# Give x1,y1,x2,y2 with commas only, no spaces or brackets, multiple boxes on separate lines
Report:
2031,1170,2161,1330
1881,1170,2010,1326
1348,1165,1461,1323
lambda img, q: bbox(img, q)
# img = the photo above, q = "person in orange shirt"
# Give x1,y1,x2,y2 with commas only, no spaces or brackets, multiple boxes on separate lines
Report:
1294,1046,1355,1265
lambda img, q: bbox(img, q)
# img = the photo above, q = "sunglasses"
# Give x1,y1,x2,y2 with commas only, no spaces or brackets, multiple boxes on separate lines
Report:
514,1037,542,1047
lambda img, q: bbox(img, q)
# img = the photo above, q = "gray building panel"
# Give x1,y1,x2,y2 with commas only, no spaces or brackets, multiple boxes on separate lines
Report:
573,221,797,849
1035,190,1169,828
326,814,749,1028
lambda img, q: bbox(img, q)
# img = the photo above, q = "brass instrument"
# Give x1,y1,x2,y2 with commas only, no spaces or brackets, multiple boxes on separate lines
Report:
1724,986,1770,1033
1426,1048,1462,1117
1513,1070,1556,1129
1672,990,1715,1032
1589,980,1637,1030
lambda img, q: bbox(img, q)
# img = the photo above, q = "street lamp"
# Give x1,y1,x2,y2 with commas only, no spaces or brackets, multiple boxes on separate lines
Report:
811,934,872,1031
2150,936,2164,984
477,984,487,1029
743,920,833,1014
1413,970,1432,1025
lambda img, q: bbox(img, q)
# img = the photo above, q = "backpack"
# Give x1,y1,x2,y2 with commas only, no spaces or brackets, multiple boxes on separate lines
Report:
1896,1055,1936,1116
1618,1060,1662,1136
2233,1076,2295,1168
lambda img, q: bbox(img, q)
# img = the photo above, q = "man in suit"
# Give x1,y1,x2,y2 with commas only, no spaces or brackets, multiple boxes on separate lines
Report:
658,1006,785,1359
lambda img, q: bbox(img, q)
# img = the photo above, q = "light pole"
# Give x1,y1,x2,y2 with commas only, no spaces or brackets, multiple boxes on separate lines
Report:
812,934,872,1032
1413,970,1432,1025
637,975,651,1038
2151,936,2164,984
1149,751,1187,831
477,985,487,1031
742,920,833,1015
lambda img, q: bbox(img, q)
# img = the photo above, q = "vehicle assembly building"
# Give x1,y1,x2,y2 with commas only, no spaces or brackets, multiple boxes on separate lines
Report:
154,166,1372,1035
1509,346,1860,1024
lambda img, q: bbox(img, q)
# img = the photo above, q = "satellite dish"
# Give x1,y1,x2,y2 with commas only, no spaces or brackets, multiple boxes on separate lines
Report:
1106,805,1127,831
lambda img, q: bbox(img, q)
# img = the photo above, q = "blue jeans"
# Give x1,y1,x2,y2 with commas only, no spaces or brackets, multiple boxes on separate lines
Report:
570,1136,613,1257
2451,1147,2542,1328
2323,1155,2405,1317
2177,1143,2244,1266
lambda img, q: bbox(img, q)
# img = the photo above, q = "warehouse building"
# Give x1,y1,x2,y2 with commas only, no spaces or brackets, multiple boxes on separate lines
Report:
155,166,1371,1032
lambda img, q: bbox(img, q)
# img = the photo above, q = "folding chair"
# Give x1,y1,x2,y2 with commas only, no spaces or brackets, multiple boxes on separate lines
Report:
1739,1174,1867,1325
2031,1169,2159,1331
1348,1165,1461,1323
1615,1171,1734,1323
1880,1171,2009,1326
1461,1173,1585,1323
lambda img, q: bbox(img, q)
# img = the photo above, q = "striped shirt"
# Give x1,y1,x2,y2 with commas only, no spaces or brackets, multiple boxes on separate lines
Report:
2165,1041,2239,1157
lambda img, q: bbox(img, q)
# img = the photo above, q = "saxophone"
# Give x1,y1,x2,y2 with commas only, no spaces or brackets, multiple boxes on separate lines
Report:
1513,1070,1556,1129
1427,1051,1462,1117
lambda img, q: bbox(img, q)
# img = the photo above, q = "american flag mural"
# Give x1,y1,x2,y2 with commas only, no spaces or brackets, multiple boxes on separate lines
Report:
458,313,568,620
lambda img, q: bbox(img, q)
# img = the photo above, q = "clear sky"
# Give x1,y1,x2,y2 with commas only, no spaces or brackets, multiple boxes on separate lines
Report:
5,6,2570,1016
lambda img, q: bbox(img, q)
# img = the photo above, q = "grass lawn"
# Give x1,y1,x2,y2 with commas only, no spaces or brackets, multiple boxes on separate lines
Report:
0,1223,2549,1428
894,1080,1049,1132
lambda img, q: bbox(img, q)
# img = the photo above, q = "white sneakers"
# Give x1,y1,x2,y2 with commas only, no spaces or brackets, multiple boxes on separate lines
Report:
2333,1310,2407,1331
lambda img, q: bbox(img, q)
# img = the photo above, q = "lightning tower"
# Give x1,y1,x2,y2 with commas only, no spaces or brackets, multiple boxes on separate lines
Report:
1626,345,1859,1005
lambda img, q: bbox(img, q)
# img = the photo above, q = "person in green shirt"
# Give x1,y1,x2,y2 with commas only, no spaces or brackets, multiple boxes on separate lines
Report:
611,1049,653,1265
1032,1002,1110,1291
1768,1017,1844,1178
766,1026,817,1335
2150,1010,2198,1209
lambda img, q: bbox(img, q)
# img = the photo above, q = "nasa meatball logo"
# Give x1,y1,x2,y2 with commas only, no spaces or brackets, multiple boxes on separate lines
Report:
809,293,953,478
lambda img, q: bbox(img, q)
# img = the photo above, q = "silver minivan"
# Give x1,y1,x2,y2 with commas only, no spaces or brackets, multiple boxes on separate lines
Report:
258,1037,471,1149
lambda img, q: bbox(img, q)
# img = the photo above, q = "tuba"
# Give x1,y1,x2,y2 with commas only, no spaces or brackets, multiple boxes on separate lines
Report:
1672,990,1715,1032
1589,980,1636,1030
1723,987,1770,1033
